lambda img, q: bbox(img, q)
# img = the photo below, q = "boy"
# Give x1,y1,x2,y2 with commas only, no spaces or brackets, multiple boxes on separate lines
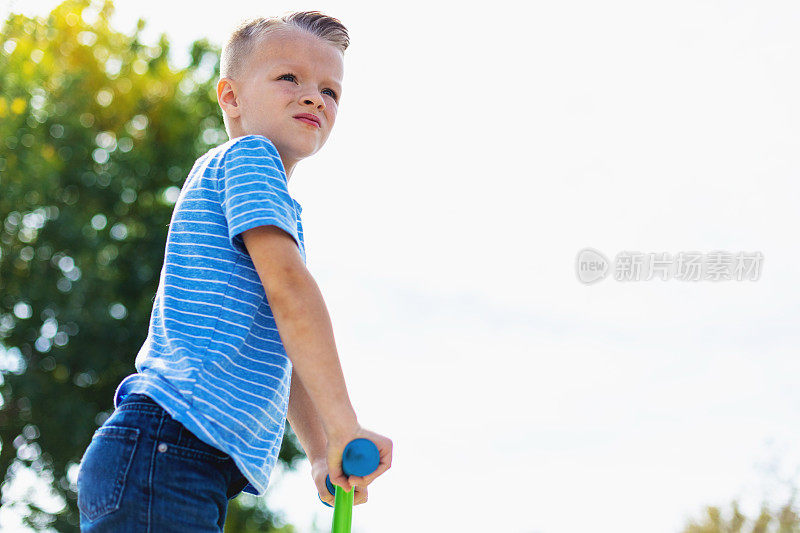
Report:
77,11,392,531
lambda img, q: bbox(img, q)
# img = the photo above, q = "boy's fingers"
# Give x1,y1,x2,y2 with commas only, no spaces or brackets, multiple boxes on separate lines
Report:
327,458,351,491
354,486,368,505
363,461,390,485
353,474,373,487
348,454,391,488
333,473,351,492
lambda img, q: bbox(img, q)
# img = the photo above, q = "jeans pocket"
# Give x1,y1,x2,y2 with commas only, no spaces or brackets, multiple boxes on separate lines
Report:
77,425,140,522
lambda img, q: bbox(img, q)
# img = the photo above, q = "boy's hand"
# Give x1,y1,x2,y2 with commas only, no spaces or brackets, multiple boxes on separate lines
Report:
311,457,368,506
325,426,393,493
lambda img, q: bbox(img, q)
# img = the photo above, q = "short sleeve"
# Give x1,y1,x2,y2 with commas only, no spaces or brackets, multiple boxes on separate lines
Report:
218,136,301,256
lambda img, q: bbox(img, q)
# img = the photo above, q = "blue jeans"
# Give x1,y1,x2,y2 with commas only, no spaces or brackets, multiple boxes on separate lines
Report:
77,393,249,532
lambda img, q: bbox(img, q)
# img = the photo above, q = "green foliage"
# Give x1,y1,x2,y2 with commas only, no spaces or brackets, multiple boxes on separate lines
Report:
0,1,305,530
682,496,800,533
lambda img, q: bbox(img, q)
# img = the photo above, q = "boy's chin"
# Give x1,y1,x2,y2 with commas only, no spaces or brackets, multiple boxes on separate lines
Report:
289,139,324,157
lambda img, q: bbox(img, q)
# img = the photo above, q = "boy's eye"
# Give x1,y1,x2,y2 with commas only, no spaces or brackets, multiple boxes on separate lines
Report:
278,73,338,101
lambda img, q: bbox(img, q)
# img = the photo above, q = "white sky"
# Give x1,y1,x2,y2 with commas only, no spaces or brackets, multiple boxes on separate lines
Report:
2,1,800,532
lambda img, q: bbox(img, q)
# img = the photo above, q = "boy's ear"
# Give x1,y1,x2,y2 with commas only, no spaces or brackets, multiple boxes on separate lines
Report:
217,78,241,119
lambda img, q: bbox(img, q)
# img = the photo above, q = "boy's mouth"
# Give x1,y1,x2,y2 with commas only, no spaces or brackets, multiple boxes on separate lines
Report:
293,113,321,128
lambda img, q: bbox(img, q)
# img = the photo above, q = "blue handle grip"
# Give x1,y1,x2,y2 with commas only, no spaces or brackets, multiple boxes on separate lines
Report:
318,438,380,507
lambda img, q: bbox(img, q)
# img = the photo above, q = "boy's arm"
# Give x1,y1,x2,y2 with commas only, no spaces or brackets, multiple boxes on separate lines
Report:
242,225,359,440
287,366,327,463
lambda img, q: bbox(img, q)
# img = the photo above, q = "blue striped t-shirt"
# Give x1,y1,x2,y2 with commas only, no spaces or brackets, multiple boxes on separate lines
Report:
113,134,305,496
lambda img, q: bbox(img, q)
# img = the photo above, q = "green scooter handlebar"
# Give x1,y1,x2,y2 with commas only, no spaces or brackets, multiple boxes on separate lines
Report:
317,438,380,533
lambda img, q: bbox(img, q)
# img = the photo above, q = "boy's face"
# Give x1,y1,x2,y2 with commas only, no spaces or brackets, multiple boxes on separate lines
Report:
218,28,344,176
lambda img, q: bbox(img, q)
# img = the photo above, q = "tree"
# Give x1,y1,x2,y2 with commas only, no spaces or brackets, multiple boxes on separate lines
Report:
0,1,305,530
682,493,800,532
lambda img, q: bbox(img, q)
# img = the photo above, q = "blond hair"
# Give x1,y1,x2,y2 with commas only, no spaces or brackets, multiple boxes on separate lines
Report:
220,10,349,81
